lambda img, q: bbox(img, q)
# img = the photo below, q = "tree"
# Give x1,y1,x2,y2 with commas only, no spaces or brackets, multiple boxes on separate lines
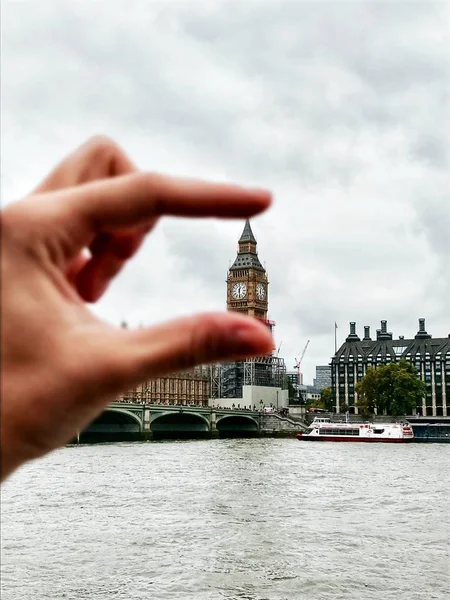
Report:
356,359,426,418
355,366,379,418
320,387,333,412
305,398,324,410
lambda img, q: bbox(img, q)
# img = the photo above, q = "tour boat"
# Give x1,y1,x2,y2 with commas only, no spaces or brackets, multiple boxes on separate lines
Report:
296,418,414,443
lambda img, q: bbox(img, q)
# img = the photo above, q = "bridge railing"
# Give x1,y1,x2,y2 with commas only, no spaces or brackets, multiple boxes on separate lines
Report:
112,400,260,413
110,400,307,421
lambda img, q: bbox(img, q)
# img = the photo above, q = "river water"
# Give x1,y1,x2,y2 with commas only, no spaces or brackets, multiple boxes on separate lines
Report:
1,439,449,600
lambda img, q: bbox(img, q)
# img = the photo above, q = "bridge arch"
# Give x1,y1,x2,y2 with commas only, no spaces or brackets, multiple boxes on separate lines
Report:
81,408,143,442
216,414,259,437
151,410,210,439
104,408,143,429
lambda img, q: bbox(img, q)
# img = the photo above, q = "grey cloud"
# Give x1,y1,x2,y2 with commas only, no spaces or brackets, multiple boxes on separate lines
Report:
415,194,450,258
162,220,233,285
3,0,449,382
413,134,449,169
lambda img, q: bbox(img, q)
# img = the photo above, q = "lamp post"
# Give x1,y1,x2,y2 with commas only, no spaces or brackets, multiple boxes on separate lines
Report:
276,390,279,412
260,399,264,413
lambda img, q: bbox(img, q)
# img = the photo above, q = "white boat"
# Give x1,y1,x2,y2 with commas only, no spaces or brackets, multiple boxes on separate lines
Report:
297,417,414,443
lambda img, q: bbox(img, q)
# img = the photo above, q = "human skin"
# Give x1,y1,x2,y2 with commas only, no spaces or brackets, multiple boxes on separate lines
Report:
0,136,273,482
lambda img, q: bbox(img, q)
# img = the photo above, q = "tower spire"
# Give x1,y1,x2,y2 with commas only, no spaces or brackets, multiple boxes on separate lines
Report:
238,219,257,244
230,219,263,270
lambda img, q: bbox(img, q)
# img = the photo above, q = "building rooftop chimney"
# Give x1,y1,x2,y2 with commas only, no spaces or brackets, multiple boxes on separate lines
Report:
346,321,361,342
377,320,393,340
363,326,371,341
415,317,432,339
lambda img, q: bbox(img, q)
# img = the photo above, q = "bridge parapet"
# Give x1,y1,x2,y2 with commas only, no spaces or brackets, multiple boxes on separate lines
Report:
107,402,263,433
93,403,304,437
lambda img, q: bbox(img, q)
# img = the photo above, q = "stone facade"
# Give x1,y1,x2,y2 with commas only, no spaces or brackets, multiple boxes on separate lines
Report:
261,414,305,432
121,366,210,406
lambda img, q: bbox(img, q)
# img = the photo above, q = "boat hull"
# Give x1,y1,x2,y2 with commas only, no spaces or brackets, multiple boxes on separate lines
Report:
298,418,415,442
296,434,412,443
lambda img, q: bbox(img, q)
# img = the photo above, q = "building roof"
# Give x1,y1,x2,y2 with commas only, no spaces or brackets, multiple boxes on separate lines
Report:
230,219,265,271
333,319,450,362
238,220,257,244
230,253,264,271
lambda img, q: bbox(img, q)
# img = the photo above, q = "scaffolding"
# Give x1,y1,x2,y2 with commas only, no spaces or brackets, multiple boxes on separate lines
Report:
208,318,287,399
220,361,244,398
245,355,287,387
209,364,222,400
214,355,287,399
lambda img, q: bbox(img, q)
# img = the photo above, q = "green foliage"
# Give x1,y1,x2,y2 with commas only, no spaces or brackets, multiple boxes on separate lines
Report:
356,359,426,417
355,367,378,418
305,398,324,409
304,387,335,412
320,387,333,412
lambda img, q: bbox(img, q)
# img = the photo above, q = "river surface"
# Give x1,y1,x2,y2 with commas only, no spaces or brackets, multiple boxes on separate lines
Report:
1,439,449,600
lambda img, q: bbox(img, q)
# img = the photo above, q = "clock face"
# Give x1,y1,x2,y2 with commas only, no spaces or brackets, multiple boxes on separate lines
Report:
231,282,247,300
256,283,266,300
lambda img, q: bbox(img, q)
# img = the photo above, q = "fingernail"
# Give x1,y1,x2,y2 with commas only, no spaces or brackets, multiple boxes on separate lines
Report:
247,186,268,191
247,187,272,199
229,325,272,354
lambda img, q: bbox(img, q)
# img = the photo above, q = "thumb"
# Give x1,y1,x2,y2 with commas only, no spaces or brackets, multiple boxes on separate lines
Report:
97,312,274,393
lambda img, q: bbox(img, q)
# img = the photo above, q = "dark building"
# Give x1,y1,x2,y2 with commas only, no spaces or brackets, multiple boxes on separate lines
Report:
286,372,298,386
331,319,450,417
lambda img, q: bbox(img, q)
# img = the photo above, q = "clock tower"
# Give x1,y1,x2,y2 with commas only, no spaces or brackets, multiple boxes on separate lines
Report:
221,219,283,399
226,220,268,320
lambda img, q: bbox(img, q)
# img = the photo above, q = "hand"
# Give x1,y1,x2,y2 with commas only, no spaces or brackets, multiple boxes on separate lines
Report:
0,136,273,481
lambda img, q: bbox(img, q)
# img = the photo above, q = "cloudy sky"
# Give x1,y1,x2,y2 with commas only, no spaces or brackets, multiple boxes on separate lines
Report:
2,0,449,383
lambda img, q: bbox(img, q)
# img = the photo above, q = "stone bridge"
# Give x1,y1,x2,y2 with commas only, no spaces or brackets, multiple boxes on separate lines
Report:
80,403,306,442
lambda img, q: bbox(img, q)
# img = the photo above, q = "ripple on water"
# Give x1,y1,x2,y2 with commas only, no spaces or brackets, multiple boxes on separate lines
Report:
1,439,449,600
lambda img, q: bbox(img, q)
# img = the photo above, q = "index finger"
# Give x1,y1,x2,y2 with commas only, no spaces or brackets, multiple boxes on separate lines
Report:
57,172,271,299
64,172,272,232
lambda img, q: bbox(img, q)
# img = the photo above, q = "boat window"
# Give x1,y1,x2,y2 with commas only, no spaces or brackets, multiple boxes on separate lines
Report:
319,428,360,436
373,428,385,434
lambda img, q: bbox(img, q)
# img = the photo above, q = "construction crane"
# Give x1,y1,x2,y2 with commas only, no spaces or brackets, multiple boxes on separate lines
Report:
276,341,282,356
294,340,310,385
